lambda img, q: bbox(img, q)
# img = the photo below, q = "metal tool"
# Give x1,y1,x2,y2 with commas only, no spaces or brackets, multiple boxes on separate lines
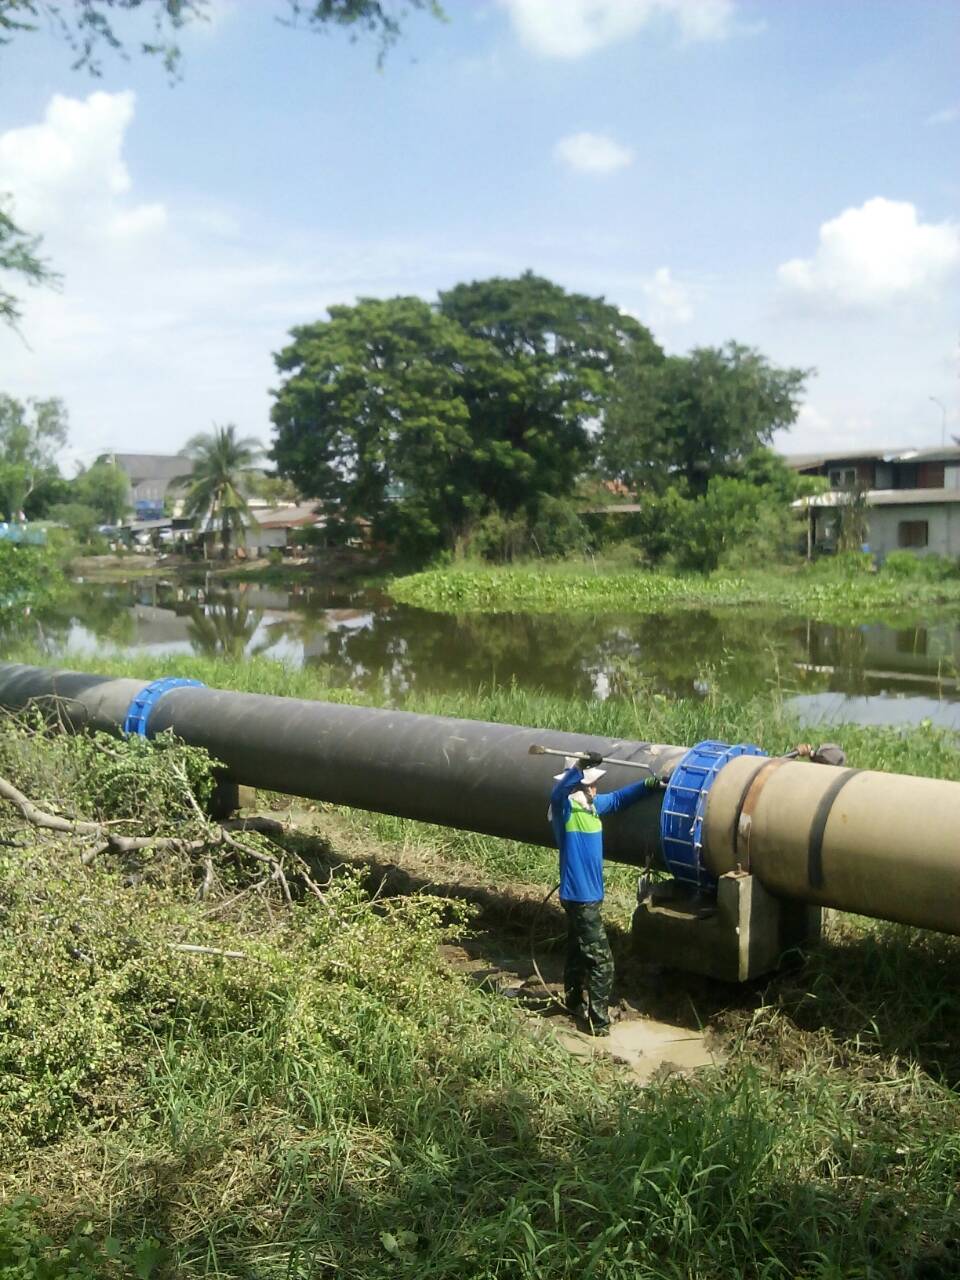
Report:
528,743,655,774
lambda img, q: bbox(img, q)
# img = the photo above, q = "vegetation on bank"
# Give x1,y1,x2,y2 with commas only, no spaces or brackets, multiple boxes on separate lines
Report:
0,711,958,1278
0,541,70,614
389,553,960,623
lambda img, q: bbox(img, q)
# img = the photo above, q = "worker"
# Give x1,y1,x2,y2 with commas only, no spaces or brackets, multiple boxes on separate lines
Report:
549,752,662,1037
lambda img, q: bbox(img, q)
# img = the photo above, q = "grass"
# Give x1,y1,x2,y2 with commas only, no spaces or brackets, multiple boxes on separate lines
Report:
1,716,959,1278
389,559,960,625
2,640,960,1274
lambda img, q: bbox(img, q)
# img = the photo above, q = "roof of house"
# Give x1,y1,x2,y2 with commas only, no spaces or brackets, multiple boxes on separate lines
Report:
796,487,960,509
254,503,325,529
783,445,960,471
110,454,189,486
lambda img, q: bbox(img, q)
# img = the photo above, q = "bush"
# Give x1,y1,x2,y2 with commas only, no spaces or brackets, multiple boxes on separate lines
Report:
467,508,529,563
882,549,959,580
528,495,584,558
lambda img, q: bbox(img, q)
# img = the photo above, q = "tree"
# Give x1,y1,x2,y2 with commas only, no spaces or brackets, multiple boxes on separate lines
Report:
437,272,662,513
74,458,129,524
0,393,68,519
173,424,263,560
246,470,300,507
271,278,659,555
600,341,812,496
0,0,443,75
0,200,58,329
0,0,443,325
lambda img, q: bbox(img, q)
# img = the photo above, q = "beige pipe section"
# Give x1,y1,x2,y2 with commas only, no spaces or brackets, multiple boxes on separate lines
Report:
702,755,960,936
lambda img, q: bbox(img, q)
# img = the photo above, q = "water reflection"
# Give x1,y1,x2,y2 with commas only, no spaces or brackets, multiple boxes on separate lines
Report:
13,575,960,718
186,596,264,659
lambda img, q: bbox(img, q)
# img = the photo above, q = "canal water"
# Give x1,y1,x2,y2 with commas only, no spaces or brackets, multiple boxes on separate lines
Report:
19,574,960,729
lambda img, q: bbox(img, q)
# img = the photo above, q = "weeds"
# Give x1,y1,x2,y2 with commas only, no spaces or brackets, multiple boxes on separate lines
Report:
389,559,960,624
0,666,959,1275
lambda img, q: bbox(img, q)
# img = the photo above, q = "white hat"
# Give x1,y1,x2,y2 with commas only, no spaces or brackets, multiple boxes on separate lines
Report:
553,764,606,785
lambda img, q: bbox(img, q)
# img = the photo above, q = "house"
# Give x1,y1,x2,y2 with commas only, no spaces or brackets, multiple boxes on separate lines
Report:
108,453,189,519
244,503,325,556
786,446,960,559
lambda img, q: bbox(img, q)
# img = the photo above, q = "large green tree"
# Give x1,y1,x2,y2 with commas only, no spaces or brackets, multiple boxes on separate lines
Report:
270,278,660,553
437,272,662,509
600,341,812,496
173,424,263,560
0,393,68,520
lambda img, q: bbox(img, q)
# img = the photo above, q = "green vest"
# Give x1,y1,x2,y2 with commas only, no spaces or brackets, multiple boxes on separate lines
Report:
565,798,602,835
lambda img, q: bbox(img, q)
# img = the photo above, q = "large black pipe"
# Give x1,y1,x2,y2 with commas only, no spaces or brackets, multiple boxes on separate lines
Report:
0,663,684,867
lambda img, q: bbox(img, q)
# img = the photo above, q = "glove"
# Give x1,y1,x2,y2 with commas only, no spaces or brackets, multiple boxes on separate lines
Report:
644,774,669,790
578,751,604,768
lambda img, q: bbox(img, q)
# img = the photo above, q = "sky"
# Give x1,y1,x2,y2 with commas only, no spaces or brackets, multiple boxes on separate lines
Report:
0,0,958,471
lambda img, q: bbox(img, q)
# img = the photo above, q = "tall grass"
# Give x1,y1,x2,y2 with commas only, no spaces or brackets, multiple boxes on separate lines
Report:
0,687,959,1276
4,828,960,1278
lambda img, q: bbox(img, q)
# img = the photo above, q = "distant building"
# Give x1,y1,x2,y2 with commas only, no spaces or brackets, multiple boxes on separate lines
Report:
243,505,373,557
108,453,189,519
786,446,960,559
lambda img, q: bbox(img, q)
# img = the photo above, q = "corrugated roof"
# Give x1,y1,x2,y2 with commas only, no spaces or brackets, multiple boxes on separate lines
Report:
255,503,324,528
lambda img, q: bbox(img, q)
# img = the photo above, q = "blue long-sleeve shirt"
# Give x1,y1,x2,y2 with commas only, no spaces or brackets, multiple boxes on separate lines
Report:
550,766,652,903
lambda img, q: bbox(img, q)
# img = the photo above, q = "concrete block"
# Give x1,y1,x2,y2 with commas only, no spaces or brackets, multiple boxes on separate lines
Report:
631,872,821,982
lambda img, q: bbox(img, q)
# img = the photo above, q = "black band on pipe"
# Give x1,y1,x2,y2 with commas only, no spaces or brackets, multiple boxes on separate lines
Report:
807,769,860,889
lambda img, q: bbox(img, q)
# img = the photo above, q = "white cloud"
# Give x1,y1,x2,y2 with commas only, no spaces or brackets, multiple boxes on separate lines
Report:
553,131,633,174
500,0,735,58
0,90,165,242
777,197,960,309
640,266,693,325
926,105,960,126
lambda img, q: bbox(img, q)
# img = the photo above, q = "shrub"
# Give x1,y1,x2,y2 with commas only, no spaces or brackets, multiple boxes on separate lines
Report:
882,549,959,580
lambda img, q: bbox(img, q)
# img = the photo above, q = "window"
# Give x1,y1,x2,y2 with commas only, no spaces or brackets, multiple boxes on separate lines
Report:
898,520,928,548
829,467,857,488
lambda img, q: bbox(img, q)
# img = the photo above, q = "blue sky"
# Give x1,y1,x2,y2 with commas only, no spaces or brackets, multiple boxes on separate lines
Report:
1,0,957,469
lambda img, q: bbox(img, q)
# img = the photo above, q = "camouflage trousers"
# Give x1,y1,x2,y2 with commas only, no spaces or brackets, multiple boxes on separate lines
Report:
562,901,614,1033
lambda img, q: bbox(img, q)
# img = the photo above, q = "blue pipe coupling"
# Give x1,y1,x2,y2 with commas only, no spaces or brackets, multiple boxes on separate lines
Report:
660,739,767,889
122,677,205,738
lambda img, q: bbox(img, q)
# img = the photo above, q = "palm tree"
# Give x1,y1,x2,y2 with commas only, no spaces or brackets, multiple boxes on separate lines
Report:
173,425,263,560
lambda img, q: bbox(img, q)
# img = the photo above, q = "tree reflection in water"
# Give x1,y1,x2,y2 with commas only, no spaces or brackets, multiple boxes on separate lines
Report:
187,591,264,659
16,574,960,707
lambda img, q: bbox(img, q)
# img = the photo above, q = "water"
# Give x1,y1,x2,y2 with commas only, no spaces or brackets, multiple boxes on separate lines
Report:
16,573,960,728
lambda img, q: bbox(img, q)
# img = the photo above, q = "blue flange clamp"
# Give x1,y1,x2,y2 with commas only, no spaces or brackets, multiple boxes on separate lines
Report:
659,739,767,889
122,677,205,738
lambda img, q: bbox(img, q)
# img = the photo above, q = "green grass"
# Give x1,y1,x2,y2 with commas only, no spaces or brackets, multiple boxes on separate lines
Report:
389,559,960,624
1,719,959,1278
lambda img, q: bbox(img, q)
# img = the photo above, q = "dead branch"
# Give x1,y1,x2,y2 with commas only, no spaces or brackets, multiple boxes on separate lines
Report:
0,775,101,836
0,764,323,908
